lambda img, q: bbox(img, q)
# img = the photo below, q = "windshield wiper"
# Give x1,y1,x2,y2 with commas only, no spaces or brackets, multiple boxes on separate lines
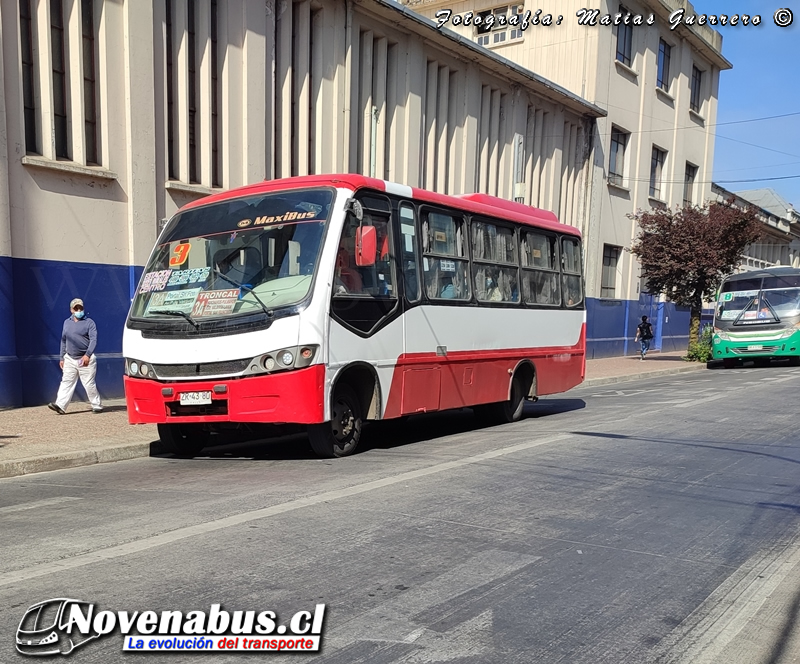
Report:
212,269,274,319
158,310,200,329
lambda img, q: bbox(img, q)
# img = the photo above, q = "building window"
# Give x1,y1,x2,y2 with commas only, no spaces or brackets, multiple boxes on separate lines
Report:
601,244,621,298
187,0,198,183
616,6,633,67
690,65,702,113
81,0,98,164
19,0,38,154
475,6,524,47
51,0,69,159
684,163,698,206
609,126,628,187
211,0,221,187
650,146,667,199
166,0,175,179
657,38,671,91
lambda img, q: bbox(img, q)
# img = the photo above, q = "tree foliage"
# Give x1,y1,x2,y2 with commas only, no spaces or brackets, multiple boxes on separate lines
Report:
629,202,762,347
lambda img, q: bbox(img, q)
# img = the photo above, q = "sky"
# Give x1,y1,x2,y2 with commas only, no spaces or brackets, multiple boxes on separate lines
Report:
690,1,800,208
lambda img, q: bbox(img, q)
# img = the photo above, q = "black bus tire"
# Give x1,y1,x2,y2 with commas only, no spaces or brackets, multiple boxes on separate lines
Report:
474,373,526,425
157,423,210,458
308,383,363,458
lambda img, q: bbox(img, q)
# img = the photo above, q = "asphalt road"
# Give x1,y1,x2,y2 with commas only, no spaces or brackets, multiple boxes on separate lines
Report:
2,365,800,663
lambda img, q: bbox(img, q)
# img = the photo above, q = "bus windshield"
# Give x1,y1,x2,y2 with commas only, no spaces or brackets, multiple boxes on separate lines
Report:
715,274,800,328
130,188,333,322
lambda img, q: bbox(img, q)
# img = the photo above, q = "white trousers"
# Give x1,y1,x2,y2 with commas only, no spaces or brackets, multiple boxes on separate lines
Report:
56,354,103,410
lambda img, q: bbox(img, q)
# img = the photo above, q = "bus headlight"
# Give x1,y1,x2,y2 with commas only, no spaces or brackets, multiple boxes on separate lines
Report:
129,361,139,375
714,328,730,341
38,631,58,645
249,345,318,374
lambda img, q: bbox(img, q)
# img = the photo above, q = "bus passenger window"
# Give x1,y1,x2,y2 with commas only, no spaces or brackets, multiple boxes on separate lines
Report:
561,237,583,307
422,212,470,301
520,231,560,306
472,220,519,304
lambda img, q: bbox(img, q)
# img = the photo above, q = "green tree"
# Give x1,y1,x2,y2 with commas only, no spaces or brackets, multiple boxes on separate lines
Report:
629,202,762,347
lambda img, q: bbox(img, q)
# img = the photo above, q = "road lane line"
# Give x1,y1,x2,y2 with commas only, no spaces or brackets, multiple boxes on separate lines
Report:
654,530,800,664
0,497,82,514
0,433,570,587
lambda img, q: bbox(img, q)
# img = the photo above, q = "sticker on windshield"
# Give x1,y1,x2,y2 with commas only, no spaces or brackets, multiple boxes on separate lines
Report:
167,267,211,287
139,270,172,293
192,289,240,317
146,288,202,315
250,211,318,226
169,243,191,267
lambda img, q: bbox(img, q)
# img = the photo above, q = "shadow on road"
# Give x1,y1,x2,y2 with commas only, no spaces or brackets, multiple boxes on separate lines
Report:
153,397,586,461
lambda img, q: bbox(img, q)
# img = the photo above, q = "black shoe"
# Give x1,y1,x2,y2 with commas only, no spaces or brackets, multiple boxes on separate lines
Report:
48,402,66,415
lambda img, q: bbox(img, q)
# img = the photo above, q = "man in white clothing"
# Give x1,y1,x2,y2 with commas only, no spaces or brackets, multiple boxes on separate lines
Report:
48,298,103,414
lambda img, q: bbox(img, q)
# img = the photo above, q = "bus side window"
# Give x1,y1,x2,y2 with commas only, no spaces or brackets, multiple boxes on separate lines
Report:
399,203,420,302
561,237,583,307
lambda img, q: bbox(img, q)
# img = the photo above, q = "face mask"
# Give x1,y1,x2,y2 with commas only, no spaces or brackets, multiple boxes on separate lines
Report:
74,311,85,319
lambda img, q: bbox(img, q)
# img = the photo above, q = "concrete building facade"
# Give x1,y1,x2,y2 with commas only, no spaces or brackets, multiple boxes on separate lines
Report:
408,0,731,357
0,0,604,407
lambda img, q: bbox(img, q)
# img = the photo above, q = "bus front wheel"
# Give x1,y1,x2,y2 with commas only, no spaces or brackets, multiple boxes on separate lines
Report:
308,384,363,458
157,424,210,458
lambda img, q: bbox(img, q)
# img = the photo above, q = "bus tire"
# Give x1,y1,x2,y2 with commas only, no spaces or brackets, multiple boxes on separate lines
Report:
722,358,736,369
308,383,362,458
475,373,526,425
157,423,210,458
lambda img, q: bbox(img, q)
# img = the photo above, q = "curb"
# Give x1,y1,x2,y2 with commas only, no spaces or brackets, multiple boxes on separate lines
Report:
0,440,162,480
581,362,706,388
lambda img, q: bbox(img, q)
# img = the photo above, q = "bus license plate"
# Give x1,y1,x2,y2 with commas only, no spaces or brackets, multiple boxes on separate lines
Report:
747,345,763,351
179,391,212,406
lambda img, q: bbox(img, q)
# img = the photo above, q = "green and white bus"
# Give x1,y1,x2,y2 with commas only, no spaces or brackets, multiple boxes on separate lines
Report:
713,267,800,368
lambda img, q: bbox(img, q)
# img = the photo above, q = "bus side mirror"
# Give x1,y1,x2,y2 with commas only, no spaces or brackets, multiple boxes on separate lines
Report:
355,226,376,267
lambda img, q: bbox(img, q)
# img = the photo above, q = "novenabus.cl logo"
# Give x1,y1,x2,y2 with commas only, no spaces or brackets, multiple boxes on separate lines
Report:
17,599,327,656
16,599,101,656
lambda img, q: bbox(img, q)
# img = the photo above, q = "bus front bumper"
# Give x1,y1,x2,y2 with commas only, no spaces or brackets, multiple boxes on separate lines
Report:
713,337,800,359
124,364,326,425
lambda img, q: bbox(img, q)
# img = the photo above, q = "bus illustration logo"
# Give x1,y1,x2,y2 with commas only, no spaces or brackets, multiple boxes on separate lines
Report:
16,598,100,656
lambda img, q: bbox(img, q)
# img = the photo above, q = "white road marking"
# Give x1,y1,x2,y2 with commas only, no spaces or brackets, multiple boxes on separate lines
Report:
0,434,569,587
0,497,82,514
655,529,800,664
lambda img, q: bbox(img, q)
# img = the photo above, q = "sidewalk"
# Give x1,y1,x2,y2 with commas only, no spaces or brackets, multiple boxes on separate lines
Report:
0,351,703,479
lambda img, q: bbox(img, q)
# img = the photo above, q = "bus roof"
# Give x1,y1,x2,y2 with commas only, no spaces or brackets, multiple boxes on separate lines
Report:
724,266,800,282
180,174,581,237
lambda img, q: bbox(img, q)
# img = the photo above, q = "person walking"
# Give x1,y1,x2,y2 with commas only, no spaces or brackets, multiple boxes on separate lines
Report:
48,298,103,414
634,315,655,361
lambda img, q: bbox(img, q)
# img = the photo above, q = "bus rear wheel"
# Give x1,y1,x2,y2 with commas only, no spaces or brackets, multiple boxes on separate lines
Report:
157,423,210,458
475,373,526,425
308,384,362,458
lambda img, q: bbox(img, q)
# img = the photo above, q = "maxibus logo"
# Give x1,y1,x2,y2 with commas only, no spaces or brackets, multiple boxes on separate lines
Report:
16,598,326,655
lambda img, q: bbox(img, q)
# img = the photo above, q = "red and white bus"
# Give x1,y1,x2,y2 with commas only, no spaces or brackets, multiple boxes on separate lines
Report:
123,175,585,457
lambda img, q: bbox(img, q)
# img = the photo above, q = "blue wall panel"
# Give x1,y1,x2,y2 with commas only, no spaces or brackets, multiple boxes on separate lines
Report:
0,255,22,407
586,295,691,359
6,257,142,407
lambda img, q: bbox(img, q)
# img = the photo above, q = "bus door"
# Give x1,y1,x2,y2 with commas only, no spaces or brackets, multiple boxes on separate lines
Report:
397,202,441,414
329,194,401,415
